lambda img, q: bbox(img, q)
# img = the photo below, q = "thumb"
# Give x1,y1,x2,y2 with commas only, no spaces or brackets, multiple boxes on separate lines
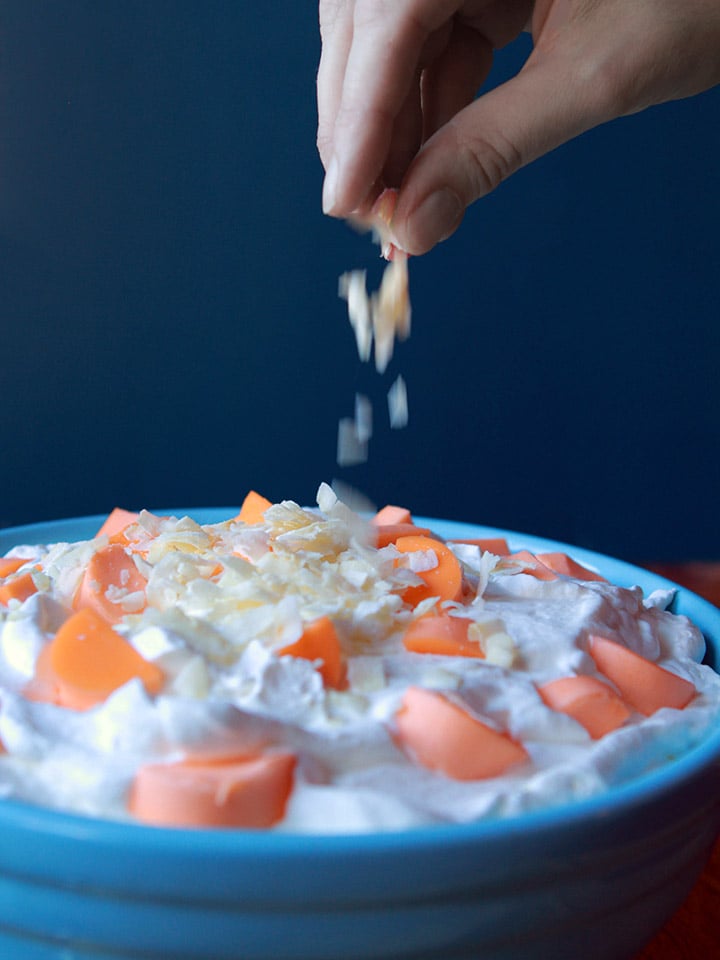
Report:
391,56,607,254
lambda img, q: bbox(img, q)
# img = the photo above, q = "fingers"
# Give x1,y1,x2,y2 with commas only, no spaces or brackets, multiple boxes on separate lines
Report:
318,0,535,220
391,55,602,254
420,19,495,141
320,0,720,256
381,70,424,189
317,1,354,169
321,0,460,216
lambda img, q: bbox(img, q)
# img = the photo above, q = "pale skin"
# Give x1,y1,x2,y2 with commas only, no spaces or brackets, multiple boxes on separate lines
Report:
318,0,720,254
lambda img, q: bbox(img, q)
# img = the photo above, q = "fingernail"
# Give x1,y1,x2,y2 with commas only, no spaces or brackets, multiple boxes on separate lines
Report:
405,188,463,252
322,155,339,214
372,188,399,226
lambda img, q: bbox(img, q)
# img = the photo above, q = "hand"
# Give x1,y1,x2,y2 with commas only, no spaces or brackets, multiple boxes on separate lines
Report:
318,0,720,254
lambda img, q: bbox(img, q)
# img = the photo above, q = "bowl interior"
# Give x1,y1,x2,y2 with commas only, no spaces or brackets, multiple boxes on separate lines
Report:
1,507,719,850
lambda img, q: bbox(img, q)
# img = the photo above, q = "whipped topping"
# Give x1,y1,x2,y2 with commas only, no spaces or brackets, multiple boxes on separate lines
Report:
0,483,718,832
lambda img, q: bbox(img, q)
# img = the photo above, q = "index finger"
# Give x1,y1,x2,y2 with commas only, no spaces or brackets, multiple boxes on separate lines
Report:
317,1,354,169
322,0,461,216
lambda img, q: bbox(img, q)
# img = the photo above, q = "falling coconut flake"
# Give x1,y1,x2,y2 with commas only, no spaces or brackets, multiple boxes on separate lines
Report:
387,375,408,429
337,418,368,467
337,394,374,467
338,270,372,363
354,393,373,443
336,188,411,467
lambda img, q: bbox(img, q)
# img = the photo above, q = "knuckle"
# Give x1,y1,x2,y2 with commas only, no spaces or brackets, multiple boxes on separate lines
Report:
575,55,639,119
454,125,524,197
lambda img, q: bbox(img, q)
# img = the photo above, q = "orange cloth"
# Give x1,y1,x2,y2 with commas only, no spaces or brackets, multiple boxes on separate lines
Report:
635,563,720,958
636,838,720,958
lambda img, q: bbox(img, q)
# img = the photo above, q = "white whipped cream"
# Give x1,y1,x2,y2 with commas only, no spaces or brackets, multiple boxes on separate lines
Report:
0,484,718,832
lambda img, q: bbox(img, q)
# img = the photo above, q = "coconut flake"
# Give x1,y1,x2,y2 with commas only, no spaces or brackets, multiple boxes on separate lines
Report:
337,417,368,467
354,393,373,443
387,375,408,429
329,480,376,517
339,270,373,362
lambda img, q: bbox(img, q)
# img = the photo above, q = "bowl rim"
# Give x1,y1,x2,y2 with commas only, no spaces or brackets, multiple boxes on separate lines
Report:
1,506,719,855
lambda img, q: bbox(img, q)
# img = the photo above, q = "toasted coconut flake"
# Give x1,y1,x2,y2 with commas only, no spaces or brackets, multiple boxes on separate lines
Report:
347,655,386,693
387,375,408,429
354,393,373,443
329,480,376,517
316,482,339,515
171,655,212,699
372,253,411,374
336,188,412,472
264,501,318,538
338,242,410,374
467,617,518,668
400,549,439,574
337,417,368,467
317,483,374,547
339,270,373,362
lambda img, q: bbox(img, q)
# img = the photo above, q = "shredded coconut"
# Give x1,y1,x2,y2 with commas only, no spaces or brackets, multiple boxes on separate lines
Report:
336,417,369,467
338,270,373,362
387,374,408,429
354,393,373,443
1,489,719,832
336,189,412,470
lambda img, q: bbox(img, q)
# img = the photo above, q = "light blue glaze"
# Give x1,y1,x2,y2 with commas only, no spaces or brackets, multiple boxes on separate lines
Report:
1,512,719,959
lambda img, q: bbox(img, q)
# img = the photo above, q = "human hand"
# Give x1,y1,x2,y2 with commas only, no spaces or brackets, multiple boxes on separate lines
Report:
318,0,720,254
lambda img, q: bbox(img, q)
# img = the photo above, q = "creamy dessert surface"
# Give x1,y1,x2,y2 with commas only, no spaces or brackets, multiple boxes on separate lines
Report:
0,484,717,833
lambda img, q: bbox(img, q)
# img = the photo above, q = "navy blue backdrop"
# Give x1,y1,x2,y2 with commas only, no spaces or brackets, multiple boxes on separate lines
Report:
1,2,718,561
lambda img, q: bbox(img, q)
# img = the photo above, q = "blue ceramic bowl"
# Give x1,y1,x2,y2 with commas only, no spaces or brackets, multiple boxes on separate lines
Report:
1,511,719,960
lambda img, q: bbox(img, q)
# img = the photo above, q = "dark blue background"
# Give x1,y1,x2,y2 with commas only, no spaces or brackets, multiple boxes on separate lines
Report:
1,2,718,561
